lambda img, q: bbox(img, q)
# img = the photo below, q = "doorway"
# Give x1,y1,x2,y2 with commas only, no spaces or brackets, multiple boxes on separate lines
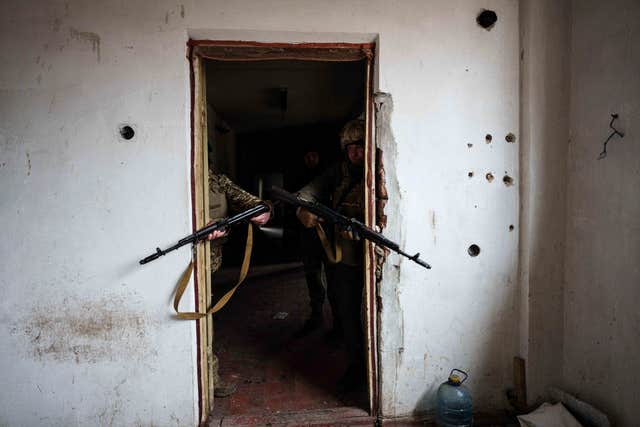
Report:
189,41,378,424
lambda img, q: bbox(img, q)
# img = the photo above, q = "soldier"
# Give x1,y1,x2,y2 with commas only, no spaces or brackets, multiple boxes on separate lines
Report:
294,146,341,339
206,171,271,397
295,119,366,391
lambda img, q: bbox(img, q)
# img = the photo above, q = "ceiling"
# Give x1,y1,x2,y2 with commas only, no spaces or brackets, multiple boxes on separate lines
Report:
204,59,366,134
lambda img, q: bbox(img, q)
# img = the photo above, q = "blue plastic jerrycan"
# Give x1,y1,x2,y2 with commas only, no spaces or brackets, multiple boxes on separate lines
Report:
436,369,473,427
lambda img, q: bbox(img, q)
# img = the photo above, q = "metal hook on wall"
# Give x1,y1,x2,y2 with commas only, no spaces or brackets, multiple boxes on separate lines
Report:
598,114,625,160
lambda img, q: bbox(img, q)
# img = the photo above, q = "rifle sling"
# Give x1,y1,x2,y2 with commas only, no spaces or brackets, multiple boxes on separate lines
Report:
315,223,342,264
173,223,254,320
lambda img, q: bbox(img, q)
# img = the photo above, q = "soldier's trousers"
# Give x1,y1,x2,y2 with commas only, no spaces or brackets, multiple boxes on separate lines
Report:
326,263,365,368
300,230,340,326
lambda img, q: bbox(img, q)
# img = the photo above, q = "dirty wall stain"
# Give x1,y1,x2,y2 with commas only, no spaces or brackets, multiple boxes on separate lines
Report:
69,28,101,63
11,294,156,364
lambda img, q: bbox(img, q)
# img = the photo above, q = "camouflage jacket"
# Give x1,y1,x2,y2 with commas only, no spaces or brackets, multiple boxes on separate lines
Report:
297,161,364,266
208,171,262,272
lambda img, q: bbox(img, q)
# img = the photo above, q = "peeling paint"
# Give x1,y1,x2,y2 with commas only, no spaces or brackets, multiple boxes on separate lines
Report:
69,28,101,63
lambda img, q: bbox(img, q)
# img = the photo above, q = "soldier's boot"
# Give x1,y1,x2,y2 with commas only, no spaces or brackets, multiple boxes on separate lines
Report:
212,354,237,398
294,308,324,338
214,380,237,398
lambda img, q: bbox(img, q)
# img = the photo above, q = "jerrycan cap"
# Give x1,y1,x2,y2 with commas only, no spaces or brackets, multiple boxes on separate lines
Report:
447,369,468,386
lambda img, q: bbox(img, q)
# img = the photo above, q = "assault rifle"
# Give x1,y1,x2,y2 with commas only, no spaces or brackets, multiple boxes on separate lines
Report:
270,186,431,269
139,203,270,265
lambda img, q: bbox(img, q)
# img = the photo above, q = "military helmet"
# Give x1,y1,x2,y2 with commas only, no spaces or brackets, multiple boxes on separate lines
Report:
339,119,365,149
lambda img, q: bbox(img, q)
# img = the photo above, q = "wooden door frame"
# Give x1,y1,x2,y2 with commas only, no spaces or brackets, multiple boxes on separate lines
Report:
188,39,379,423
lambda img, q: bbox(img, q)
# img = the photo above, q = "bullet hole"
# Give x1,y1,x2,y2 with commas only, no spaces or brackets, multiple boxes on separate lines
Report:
485,134,492,144
468,171,474,178
468,244,481,257
467,143,473,148
509,225,514,232
119,125,135,140
474,204,478,208
486,172,494,183
503,175,514,186
477,9,498,30
506,132,516,143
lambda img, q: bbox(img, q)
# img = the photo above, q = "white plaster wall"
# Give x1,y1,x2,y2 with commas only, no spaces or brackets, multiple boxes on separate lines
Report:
0,2,198,426
518,0,570,404
0,1,521,424
563,1,640,425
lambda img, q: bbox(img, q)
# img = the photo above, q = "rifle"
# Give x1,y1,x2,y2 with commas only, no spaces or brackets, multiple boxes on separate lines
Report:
270,186,430,269
139,203,270,265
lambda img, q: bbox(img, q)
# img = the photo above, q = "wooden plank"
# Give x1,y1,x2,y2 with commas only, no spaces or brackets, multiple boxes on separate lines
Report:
192,52,211,423
513,356,527,411
210,407,372,427
193,43,373,62
363,55,378,415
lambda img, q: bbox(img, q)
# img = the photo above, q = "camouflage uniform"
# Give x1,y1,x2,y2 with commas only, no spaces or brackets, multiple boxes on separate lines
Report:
208,170,263,397
208,171,262,272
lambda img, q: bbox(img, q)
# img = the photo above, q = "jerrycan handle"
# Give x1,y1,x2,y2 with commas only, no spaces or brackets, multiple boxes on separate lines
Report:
448,369,469,385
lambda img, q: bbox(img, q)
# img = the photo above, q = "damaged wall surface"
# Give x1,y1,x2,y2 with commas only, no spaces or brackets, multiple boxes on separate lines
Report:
563,1,640,426
1,0,521,425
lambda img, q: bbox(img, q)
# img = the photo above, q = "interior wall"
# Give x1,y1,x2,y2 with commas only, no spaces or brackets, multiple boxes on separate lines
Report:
563,1,640,425
1,1,520,424
518,0,570,404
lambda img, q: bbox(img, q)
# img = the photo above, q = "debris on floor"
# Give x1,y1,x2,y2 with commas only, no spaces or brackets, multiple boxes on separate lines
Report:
517,387,612,427
517,402,583,427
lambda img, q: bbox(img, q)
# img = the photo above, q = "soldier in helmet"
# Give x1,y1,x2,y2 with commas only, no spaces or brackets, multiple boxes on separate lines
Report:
295,118,366,391
206,170,271,397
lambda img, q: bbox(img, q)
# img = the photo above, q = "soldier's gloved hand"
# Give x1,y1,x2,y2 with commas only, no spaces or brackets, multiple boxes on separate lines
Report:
250,211,270,226
340,227,361,241
296,207,321,228
205,221,229,240
250,201,273,226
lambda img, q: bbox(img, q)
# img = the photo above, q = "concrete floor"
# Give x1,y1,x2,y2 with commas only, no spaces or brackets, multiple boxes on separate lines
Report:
208,263,369,425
